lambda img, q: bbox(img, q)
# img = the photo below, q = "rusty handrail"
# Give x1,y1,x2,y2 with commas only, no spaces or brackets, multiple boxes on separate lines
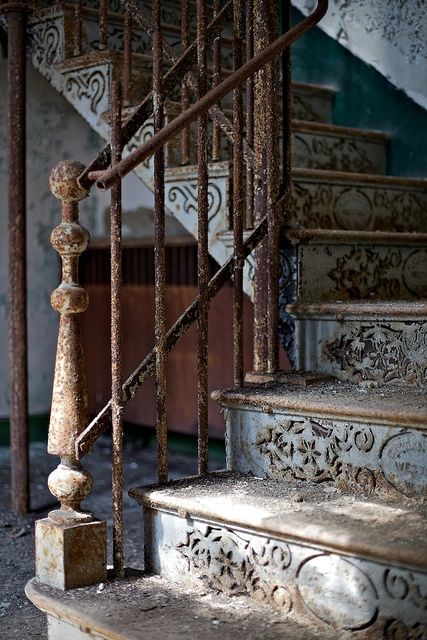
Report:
88,0,328,191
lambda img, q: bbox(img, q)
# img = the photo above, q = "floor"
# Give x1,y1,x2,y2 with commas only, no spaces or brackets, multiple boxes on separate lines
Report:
0,435,215,640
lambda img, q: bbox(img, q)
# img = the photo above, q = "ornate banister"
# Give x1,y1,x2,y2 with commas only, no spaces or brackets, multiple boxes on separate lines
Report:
35,161,107,590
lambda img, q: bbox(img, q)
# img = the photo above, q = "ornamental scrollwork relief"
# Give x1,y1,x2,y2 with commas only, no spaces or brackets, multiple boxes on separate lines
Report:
27,19,63,79
328,247,403,299
65,67,108,116
325,323,427,386
293,135,377,173
177,526,293,609
167,181,223,231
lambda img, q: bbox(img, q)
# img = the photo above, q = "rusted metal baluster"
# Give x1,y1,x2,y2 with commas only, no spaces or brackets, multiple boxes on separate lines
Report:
123,5,132,105
245,0,254,229
180,0,190,165
232,0,244,386
196,0,209,475
73,0,83,57
282,0,292,218
111,81,125,578
8,0,29,516
266,0,280,372
35,161,107,590
153,0,168,483
252,0,269,372
99,0,108,50
211,0,222,162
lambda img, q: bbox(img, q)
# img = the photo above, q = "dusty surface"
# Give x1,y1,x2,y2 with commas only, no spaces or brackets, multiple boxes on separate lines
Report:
134,472,427,570
213,379,427,428
26,572,339,640
0,437,217,639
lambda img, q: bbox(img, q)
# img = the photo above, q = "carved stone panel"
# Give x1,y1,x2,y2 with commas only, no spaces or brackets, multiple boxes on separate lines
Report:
225,407,427,499
292,132,386,174
143,508,427,638
291,180,427,232
294,318,427,387
298,245,427,302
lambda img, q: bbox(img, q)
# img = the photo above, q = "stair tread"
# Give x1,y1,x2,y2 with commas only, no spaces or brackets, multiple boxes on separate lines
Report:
132,471,427,572
212,378,427,429
288,299,427,317
26,573,335,640
287,228,427,244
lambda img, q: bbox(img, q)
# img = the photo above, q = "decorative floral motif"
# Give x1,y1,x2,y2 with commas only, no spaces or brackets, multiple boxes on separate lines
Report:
178,526,293,605
291,182,426,232
293,134,379,173
27,18,63,80
328,247,403,299
325,323,427,386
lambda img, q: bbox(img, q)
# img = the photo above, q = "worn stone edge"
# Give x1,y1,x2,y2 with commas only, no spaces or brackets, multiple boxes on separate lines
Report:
211,386,427,430
130,473,427,572
25,578,129,640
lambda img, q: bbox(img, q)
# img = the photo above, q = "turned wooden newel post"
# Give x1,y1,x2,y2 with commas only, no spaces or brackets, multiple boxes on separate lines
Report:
35,160,107,591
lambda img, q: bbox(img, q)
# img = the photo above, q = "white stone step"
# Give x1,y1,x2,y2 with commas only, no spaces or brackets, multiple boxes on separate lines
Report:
131,472,427,639
213,378,427,499
26,571,338,639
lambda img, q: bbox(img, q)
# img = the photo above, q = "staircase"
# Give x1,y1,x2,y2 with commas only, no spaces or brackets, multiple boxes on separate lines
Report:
4,0,426,638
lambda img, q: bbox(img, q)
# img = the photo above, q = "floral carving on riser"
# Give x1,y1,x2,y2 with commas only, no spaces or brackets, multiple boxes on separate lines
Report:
324,323,427,386
64,66,109,117
174,521,427,636
292,134,385,173
248,415,427,498
291,182,427,232
298,246,427,301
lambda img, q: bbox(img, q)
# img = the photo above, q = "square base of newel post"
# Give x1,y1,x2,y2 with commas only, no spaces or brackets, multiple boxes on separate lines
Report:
36,518,107,590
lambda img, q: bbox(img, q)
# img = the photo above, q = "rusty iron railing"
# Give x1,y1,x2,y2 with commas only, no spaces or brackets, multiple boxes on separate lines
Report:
6,0,327,576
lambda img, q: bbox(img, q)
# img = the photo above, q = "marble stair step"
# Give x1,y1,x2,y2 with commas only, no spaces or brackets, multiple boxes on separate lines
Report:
130,472,427,639
285,229,427,303
288,300,427,387
213,378,427,499
26,572,339,640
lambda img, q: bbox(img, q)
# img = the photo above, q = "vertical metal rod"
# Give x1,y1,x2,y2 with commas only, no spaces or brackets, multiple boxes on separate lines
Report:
266,0,280,372
245,0,254,229
99,0,108,50
153,0,168,484
111,81,125,578
281,0,292,208
180,0,190,165
196,0,209,475
211,0,222,162
232,0,244,387
73,0,83,57
252,0,269,372
123,5,132,105
8,1,29,516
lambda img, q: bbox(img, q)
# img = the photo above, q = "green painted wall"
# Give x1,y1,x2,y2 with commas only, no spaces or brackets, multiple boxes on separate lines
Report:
291,8,427,178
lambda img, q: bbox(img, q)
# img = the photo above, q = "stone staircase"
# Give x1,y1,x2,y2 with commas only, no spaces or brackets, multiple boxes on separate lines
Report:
12,1,427,638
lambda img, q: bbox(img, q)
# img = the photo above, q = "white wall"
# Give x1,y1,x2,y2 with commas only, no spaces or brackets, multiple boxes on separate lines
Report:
0,52,156,418
293,0,427,111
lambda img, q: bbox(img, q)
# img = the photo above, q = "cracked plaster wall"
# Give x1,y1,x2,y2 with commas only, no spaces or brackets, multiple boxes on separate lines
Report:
293,0,427,111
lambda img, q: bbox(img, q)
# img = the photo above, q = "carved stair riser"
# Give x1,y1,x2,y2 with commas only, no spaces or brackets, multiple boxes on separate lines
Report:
291,178,427,232
293,244,427,302
293,317,427,386
224,407,427,499
143,508,427,639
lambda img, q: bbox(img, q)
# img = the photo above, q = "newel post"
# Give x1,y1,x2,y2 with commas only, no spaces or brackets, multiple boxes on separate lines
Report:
35,160,107,590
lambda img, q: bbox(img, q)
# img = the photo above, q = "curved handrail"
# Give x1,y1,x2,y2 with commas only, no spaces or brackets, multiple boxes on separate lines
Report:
88,0,328,191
